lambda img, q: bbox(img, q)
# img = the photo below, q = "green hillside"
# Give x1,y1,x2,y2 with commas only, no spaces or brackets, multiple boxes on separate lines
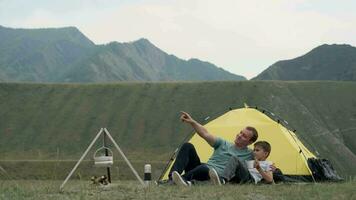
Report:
253,44,356,81
0,26,245,82
0,81,356,177
0,25,95,82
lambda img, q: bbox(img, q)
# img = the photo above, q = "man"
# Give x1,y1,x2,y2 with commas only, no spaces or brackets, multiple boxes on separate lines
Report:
169,111,258,186
213,141,274,185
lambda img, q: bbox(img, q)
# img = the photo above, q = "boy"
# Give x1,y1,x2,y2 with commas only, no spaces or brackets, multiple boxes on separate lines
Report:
209,141,273,185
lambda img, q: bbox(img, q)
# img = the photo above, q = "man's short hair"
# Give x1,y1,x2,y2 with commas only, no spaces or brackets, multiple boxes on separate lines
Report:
246,126,258,143
254,141,271,156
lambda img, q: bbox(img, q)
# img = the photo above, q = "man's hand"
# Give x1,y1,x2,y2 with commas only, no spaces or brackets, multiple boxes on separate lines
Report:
180,111,195,124
180,111,216,146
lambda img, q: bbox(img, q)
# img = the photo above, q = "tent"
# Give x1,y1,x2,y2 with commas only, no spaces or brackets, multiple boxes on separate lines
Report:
159,106,338,182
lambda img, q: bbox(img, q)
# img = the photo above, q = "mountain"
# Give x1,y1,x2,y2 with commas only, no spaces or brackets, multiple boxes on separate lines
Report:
57,39,244,82
0,81,355,177
0,25,95,82
0,25,245,82
253,44,356,81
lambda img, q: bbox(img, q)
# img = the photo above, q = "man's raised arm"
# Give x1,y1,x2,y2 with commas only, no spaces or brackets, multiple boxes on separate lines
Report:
180,111,216,147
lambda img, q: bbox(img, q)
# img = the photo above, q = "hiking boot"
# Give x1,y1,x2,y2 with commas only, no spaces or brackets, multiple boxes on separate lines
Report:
172,171,191,186
209,168,222,185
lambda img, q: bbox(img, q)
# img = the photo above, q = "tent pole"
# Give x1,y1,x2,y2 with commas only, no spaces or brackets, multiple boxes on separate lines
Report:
157,127,198,181
157,147,179,181
287,129,316,182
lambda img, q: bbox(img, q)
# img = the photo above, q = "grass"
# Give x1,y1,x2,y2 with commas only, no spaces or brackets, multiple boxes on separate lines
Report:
0,180,355,200
1,81,356,177
0,160,166,180
1,81,356,200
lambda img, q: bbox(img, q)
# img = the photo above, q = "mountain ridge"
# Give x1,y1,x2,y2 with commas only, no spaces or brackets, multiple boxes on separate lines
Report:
253,44,356,81
0,25,246,82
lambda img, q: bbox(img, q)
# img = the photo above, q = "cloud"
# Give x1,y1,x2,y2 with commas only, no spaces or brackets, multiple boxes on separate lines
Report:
81,0,356,78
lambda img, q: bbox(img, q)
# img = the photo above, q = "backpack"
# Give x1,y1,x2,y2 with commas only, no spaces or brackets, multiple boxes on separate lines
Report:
307,158,343,182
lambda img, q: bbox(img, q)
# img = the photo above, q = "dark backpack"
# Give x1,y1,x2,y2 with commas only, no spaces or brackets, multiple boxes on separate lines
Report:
307,158,343,182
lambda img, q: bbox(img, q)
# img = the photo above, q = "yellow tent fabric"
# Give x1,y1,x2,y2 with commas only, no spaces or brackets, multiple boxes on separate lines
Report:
162,107,315,180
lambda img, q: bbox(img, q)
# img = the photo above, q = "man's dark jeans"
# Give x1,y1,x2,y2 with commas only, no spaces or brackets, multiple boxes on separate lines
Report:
168,143,210,181
222,156,253,184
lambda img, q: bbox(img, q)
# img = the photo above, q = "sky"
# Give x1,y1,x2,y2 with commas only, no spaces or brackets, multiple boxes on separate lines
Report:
1,0,356,79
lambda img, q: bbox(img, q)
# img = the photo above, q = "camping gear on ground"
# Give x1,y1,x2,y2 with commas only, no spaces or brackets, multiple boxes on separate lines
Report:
60,128,145,191
159,106,341,182
91,175,109,185
307,158,343,181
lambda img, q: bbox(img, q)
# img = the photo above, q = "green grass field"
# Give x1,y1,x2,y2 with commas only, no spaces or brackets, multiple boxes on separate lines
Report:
0,160,166,180
1,180,355,200
1,81,356,178
1,81,356,199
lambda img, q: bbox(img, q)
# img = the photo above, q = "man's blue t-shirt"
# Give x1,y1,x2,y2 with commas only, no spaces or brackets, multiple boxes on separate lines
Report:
206,137,253,176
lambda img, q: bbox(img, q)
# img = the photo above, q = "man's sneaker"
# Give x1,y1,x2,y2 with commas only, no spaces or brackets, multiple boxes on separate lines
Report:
172,171,191,186
209,168,222,185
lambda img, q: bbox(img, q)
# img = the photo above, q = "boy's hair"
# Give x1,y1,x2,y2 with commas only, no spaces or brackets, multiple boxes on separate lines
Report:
254,141,271,157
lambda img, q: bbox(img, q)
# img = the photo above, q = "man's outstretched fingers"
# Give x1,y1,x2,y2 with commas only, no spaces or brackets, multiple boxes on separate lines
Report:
180,111,195,124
